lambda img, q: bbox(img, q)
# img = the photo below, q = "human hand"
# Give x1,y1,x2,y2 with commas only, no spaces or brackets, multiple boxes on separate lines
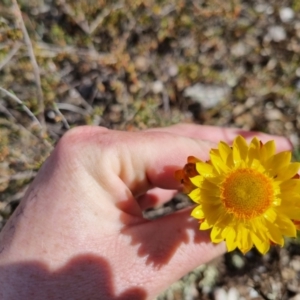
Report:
0,124,292,299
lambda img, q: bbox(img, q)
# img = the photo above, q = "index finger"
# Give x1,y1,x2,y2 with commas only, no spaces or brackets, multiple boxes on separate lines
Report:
80,125,293,199
148,123,292,152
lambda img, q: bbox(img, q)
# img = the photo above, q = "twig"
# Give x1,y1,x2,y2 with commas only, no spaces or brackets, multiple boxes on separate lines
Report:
56,0,90,34
36,42,116,64
0,171,37,185
162,90,170,115
4,187,29,204
0,86,42,129
0,42,21,70
0,103,16,120
89,3,124,34
11,0,46,130
0,104,53,150
52,103,70,129
56,102,90,115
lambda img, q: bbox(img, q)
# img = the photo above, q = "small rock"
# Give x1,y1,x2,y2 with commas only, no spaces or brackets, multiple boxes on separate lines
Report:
214,288,227,300
227,287,239,300
232,104,245,116
279,7,294,23
255,4,274,14
152,80,164,94
135,56,149,72
265,109,283,121
267,26,287,42
291,259,300,272
168,64,179,77
289,133,299,148
183,83,230,109
255,4,269,13
231,42,248,57
183,284,199,300
249,287,259,298
232,253,245,269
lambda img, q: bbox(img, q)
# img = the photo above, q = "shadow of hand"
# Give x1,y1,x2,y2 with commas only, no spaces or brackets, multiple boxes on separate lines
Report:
0,254,147,300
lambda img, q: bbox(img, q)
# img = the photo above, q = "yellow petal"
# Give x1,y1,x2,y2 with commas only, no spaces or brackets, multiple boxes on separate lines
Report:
205,174,225,185
216,212,232,227
248,137,261,163
237,225,252,254
200,219,212,230
198,193,220,204
210,152,230,174
200,186,220,197
275,162,300,181
280,179,300,191
218,141,232,162
188,188,201,203
276,216,297,237
266,222,284,246
200,179,219,192
189,175,203,187
191,205,204,219
211,226,223,243
226,241,237,252
272,196,281,206
195,162,214,177
204,204,224,225
226,152,235,168
266,151,292,175
249,158,266,173
278,191,300,203
222,226,235,239
210,148,219,157
263,209,277,223
279,207,300,220
233,135,248,164
223,226,237,252
261,140,275,162
251,231,270,254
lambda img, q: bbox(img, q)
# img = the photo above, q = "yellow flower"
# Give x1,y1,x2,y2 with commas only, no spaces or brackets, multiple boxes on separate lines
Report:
177,135,300,254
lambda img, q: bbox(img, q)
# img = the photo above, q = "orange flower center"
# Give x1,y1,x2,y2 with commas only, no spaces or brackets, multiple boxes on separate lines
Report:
220,168,273,220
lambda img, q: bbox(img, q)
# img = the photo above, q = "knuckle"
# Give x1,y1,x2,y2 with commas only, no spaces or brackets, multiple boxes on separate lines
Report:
54,126,111,163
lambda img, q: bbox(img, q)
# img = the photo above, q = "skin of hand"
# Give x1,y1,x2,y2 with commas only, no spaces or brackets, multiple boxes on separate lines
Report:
0,124,292,300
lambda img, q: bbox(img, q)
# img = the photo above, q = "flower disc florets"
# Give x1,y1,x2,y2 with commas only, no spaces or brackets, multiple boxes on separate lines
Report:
175,135,300,254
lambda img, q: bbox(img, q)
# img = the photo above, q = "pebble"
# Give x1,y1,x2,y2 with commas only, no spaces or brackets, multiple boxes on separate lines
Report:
291,259,300,272
231,42,248,57
214,287,239,300
289,133,299,148
183,83,230,109
265,109,283,121
232,253,245,269
152,80,164,94
249,287,259,298
279,7,294,23
168,64,178,77
255,4,273,14
267,26,287,42
214,288,228,300
227,287,240,300
135,56,149,72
